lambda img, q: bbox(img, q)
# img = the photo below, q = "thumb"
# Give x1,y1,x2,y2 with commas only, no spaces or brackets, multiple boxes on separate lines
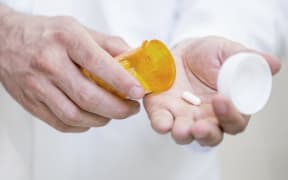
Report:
220,39,281,75
256,53,281,75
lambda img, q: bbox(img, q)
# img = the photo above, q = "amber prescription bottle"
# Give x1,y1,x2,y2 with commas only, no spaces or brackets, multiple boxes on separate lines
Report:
82,40,176,97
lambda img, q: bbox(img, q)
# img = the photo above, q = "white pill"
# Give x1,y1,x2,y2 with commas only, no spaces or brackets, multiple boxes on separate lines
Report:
182,91,202,106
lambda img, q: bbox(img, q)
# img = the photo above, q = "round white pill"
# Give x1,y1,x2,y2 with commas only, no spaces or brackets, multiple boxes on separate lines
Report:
217,52,272,115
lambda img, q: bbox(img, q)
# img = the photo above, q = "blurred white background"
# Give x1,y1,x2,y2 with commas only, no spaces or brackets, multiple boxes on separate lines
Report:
219,61,288,180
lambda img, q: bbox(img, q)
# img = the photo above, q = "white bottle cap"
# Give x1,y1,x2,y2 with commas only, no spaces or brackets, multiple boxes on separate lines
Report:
217,52,272,115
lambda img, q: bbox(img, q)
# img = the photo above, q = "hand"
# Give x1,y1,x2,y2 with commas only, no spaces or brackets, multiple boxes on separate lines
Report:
0,7,144,132
144,36,281,146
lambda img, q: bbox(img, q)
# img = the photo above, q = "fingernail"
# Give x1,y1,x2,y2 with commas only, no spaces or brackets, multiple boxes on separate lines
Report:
129,86,144,99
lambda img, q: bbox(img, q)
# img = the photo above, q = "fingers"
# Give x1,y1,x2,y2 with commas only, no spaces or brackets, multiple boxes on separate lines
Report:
38,103,90,133
41,79,111,128
35,46,141,119
0,15,141,133
172,116,194,145
60,27,144,99
53,55,140,119
212,95,250,135
146,101,222,146
87,29,130,57
22,94,89,133
191,120,223,147
148,109,174,134
144,95,196,144
189,95,248,147
144,95,175,134
144,93,242,146
30,27,141,120
22,74,112,128
180,103,223,146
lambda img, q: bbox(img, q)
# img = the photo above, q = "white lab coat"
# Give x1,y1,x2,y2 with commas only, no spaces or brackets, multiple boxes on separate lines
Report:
0,0,284,180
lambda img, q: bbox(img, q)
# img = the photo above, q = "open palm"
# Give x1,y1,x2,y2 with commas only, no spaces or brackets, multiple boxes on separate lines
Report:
144,37,280,146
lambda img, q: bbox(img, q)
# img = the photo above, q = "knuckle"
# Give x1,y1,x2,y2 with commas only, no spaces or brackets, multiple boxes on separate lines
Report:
23,74,45,97
32,49,58,75
50,29,68,43
47,17,79,47
77,88,95,106
82,55,97,68
78,90,90,102
49,28,73,47
62,107,82,126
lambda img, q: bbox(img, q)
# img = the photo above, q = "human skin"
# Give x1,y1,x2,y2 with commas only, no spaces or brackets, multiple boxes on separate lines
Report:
144,36,281,146
0,5,281,146
0,5,145,132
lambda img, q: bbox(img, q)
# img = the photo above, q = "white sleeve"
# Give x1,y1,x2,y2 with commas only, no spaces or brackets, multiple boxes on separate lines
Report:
170,0,286,58
0,0,32,12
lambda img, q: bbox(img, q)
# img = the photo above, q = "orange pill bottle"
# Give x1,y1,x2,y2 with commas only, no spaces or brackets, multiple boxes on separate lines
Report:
82,40,176,97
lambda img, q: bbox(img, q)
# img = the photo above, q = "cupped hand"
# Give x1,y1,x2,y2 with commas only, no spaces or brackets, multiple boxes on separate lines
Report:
144,36,280,146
